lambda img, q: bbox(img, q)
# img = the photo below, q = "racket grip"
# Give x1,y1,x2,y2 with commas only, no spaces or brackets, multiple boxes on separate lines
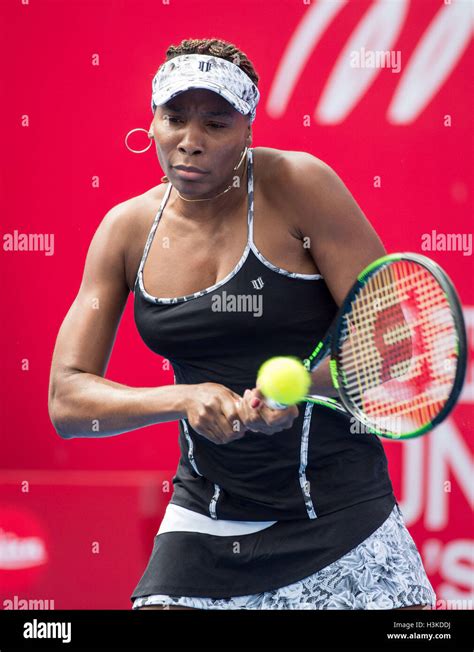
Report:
264,398,289,410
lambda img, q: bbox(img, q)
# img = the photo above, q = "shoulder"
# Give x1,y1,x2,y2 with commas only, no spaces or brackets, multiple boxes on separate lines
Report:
92,184,169,293
255,147,342,213
102,183,169,241
254,146,335,181
255,147,350,242
257,150,385,306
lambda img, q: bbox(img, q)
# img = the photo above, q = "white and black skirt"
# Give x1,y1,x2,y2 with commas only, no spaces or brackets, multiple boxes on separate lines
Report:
130,493,435,609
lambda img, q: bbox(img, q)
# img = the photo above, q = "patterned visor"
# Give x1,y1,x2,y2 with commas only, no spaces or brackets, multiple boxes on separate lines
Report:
151,54,260,123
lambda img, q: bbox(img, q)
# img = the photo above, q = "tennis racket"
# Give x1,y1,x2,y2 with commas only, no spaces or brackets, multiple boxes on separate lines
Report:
266,252,467,440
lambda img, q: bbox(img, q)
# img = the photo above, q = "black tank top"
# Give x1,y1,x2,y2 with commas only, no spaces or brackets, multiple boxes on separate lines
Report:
133,148,394,521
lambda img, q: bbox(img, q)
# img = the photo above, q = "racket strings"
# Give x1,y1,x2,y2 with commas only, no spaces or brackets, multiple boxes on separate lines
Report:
343,265,413,387
342,311,455,377
339,261,458,434
343,267,450,371
346,276,455,398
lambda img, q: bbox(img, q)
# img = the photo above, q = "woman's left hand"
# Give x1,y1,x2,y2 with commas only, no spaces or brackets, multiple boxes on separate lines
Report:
237,387,299,435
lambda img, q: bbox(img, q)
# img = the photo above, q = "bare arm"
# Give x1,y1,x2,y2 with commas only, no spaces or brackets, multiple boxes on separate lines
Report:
284,153,387,397
48,201,189,439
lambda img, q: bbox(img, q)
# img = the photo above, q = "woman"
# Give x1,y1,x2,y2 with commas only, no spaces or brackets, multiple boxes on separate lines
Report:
48,38,436,610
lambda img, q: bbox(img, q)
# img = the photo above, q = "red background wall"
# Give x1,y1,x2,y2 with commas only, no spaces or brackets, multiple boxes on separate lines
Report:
1,0,472,610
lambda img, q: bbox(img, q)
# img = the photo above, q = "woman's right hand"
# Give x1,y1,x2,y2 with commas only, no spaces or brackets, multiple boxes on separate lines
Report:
184,383,247,445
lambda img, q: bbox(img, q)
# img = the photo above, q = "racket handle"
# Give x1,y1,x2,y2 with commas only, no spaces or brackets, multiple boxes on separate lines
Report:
264,398,289,410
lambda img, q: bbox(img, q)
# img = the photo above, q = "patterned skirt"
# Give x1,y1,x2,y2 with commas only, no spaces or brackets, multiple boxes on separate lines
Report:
132,504,436,610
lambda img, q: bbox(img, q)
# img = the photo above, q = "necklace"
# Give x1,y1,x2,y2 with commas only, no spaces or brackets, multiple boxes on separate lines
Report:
175,147,248,202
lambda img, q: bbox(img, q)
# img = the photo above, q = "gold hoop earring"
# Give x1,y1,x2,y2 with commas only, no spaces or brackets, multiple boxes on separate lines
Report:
124,127,153,154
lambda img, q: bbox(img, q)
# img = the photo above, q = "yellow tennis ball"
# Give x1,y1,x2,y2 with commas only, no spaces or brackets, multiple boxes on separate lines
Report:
257,356,311,405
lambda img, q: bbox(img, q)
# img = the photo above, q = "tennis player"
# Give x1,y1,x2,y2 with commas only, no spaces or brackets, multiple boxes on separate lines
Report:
48,38,436,610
